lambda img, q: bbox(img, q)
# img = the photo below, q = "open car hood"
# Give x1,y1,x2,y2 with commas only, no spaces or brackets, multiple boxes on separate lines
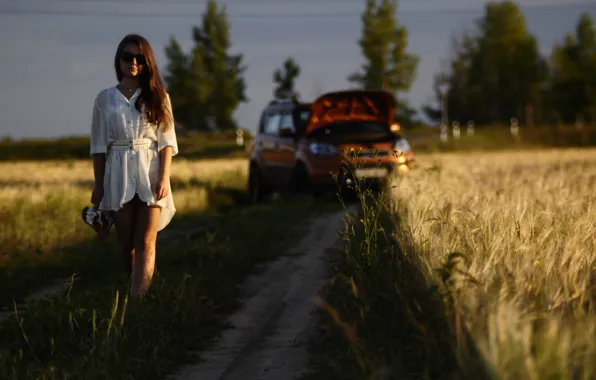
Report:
306,90,396,135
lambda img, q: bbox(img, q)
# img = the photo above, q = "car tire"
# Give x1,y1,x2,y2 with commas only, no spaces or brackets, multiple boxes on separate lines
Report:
289,162,310,195
290,163,328,198
248,166,268,204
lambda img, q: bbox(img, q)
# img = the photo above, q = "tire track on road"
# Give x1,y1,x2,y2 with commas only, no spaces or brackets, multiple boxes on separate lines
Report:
172,206,355,380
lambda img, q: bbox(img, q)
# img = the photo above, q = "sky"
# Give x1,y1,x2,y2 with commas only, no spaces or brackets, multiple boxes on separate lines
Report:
0,0,595,139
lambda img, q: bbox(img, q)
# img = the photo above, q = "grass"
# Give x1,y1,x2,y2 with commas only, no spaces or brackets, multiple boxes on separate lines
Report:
0,152,346,379
302,170,462,380
0,169,333,378
0,158,248,306
0,132,251,161
407,125,596,154
306,147,596,379
6,145,595,378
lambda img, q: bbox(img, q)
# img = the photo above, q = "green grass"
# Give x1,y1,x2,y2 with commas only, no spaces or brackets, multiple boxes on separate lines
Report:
0,195,333,379
301,178,467,380
0,178,246,308
0,157,251,308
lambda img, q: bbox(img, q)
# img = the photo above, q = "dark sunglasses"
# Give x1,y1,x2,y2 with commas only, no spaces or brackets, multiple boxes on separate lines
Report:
120,51,146,65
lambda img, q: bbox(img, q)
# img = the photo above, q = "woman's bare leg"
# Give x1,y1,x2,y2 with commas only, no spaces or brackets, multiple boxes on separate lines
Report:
130,203,161,297
111,198,138,277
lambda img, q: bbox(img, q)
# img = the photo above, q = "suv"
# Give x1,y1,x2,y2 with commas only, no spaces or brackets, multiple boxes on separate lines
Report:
247,89,414,203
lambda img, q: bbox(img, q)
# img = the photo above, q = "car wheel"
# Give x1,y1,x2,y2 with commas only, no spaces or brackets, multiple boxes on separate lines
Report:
289,163,310,195
290,163,328,198
248,166,268,204
312,184,327,198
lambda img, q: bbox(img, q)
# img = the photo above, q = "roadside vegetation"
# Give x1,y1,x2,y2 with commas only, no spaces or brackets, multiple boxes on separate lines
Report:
0,158,249,306
0,131,250,161
303,156,463,380
0,154,337,378
308,148,596,379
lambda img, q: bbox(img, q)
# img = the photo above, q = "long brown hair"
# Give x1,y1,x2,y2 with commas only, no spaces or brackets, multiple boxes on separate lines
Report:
114,34,173,131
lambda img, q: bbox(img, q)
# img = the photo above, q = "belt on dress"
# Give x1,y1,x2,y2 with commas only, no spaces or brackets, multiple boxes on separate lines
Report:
109,138,156,151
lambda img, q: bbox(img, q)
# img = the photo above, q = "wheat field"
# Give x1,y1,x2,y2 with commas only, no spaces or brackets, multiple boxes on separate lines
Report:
391,148,596,378
0,158,248,264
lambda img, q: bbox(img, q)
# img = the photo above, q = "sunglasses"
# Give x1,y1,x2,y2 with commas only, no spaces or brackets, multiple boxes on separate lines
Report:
120,51,146,65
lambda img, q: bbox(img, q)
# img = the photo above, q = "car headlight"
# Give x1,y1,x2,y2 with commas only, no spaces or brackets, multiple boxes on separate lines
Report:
394,138,411,155
309,142,338,156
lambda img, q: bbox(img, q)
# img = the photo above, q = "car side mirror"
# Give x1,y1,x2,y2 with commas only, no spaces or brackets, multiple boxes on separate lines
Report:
279,127,295,138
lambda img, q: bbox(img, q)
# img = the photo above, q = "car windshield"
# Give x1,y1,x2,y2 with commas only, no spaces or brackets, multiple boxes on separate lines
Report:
307,121,393,143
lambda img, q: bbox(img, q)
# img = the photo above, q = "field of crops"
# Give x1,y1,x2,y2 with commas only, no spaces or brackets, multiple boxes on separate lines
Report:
390,148,596,378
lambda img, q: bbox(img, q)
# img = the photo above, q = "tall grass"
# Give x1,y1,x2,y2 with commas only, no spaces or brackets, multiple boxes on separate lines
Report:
0,155,327,379
0,158,248,304
0,197,320,379
307,156,460,380
0,158,247,258
392,148,596,378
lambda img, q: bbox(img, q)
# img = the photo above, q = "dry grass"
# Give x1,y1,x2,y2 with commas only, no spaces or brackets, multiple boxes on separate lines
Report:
0,156,334,379
0,158,248,249
0,185,322,380
0,158,248,304
0,158,247,205
391,148,596,378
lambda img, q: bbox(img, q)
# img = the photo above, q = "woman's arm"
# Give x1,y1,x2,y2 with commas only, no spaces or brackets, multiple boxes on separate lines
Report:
155,146,173,201
91,153,106,206
93,154,106,187
155,93,178,201
90,93,107,206
159,146,173,180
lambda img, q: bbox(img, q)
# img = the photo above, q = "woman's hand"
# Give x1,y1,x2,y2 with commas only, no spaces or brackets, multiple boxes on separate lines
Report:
91,185,104,207
155,177,170,201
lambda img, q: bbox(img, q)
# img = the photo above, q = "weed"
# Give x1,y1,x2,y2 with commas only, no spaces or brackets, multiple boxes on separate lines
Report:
305,150,461,380
0,158,248,305
0,192,320,378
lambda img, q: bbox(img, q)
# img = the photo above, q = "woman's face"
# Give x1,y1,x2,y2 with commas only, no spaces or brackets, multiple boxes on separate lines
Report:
119,43,145,79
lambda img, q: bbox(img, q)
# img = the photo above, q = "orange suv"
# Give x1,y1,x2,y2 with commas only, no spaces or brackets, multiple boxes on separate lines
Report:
247,89,414,203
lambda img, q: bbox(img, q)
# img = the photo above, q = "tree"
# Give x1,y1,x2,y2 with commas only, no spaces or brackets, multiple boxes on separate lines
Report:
348,0,419,124
472,1,548,125
425,1,548,126
273,57,301,100
164,38,210,131
550,13,596,123
164,0,247,131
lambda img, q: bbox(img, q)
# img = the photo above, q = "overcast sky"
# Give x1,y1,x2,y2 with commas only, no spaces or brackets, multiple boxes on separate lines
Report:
0,0,595,139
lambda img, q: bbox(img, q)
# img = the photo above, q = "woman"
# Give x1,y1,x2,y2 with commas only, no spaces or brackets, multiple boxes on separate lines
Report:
83,34,178,297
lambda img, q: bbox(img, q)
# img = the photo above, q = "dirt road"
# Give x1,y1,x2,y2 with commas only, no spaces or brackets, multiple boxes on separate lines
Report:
172,207,354,380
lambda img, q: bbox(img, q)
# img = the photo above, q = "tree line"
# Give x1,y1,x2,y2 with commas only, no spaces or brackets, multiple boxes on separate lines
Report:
423,1,596,127
163,0,596,132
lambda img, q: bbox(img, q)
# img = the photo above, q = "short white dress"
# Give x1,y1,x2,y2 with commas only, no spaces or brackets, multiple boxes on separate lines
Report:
90,86,179,231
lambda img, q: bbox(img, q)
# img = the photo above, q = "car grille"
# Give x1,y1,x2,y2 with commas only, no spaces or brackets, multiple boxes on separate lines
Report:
344,149,391,158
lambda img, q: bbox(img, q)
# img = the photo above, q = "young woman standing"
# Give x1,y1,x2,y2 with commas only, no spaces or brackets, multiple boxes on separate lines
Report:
86,34,178,297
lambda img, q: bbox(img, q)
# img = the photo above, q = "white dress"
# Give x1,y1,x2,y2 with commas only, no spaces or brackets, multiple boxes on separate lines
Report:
89,86,179,231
